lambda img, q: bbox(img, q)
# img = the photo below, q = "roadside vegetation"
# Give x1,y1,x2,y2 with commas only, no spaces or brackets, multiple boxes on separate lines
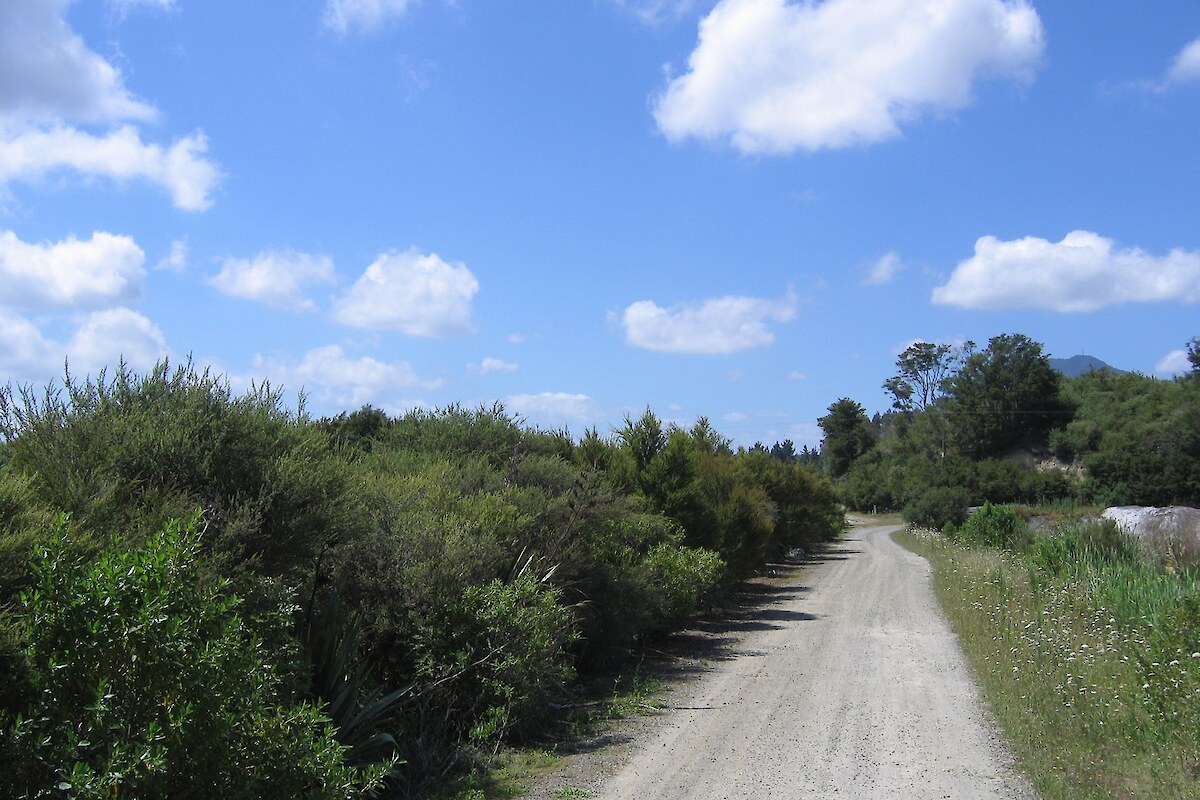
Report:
0,361,843,799
820,333,1200,525
898,515,1200,799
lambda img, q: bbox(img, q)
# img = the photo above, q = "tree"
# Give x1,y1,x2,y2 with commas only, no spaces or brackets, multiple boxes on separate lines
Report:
618,409,666,473
882,341,968,412
818,398,876,478
689,417,732,456
769,439,797,463
944,334,1062,458
1187,336,1200,376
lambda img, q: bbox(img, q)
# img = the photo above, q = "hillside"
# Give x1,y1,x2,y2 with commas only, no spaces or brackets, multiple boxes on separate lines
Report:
1049,354,1124,377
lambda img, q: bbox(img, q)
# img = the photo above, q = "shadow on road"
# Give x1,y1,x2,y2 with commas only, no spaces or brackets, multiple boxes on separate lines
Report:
538,537,854,757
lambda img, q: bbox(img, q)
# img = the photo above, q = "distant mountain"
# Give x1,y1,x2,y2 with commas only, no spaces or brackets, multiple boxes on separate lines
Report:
1049,354,1125,377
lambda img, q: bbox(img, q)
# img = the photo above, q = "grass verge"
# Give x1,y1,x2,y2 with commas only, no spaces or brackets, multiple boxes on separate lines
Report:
895,526,1199,800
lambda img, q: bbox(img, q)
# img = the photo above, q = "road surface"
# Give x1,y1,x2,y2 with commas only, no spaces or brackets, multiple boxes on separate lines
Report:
531,518,1036,799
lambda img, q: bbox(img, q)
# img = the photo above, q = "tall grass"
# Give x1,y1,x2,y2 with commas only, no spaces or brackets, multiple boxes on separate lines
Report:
898,523,1200,799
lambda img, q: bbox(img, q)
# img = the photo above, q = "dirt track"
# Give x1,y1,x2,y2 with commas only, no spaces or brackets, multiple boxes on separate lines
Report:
528,519,1037,799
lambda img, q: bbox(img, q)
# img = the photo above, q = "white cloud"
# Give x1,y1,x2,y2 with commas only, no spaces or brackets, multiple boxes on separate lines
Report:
0,3,222,211
622,291,796,354
787,370,806,380
723,411,748,422
506,392,599,425
931,230,1200,312
0,0,156,126
470,357,518,375
654,0,1044,154
1128,36,1200,92
332,248,479,337
0,125,220,211
0,309,58,380
0,306,168,384
863,251,903,286
211,250,335,312
1167,37,1200,86
1155,349,1192,378
252,344,441,409
323,0,416,35
0,229,144,309
67,307,168,374
155,238,188,272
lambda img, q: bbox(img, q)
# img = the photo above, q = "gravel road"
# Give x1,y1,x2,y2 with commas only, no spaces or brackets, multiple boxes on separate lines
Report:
526,518,1037,799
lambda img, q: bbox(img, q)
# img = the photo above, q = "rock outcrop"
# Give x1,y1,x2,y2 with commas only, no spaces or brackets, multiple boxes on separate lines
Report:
1102,506,1200,568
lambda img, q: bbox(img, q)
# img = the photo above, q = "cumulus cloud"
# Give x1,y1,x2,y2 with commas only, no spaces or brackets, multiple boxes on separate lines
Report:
68,307,168,374
506,392,599,425
0,125,220,211
323,0,416,35
0,305,168,383
863,251,903,286
253,344,441,408
622,292,796,354
470,357,518,375
211,250,335,312
0,0,156,126
1155,349,1192,378
1167,37,1200,86
0,229,145,309
654,0,1044,154
0,309,59,380
932,230,1200,312
332,248,479,337
0,2,221,211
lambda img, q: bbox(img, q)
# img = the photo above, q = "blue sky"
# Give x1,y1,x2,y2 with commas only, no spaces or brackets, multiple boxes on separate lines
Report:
1,0,1198,448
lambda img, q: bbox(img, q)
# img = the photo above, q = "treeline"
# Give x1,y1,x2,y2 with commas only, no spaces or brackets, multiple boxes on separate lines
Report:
0,362,843,798
820,333,1200,526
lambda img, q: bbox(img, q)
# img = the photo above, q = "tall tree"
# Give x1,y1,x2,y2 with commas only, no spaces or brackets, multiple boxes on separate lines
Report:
770,439,797,463
690,416,732,455
882,341,969,412
818,398,876,478
945,333,1062,457
618,408,666,472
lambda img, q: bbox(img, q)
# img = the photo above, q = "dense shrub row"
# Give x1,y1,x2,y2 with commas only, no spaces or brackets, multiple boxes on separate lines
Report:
0,362,843,797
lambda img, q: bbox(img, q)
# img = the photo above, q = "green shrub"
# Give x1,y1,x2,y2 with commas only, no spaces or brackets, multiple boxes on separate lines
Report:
903,486,971,531
974,459,1023,504
1017,468,1070,505
839,455,900,512
950,501,1028,550
401,573,575,778
0,514,388,799
0,361,370,585
643,543,724,629
0,467,60,602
